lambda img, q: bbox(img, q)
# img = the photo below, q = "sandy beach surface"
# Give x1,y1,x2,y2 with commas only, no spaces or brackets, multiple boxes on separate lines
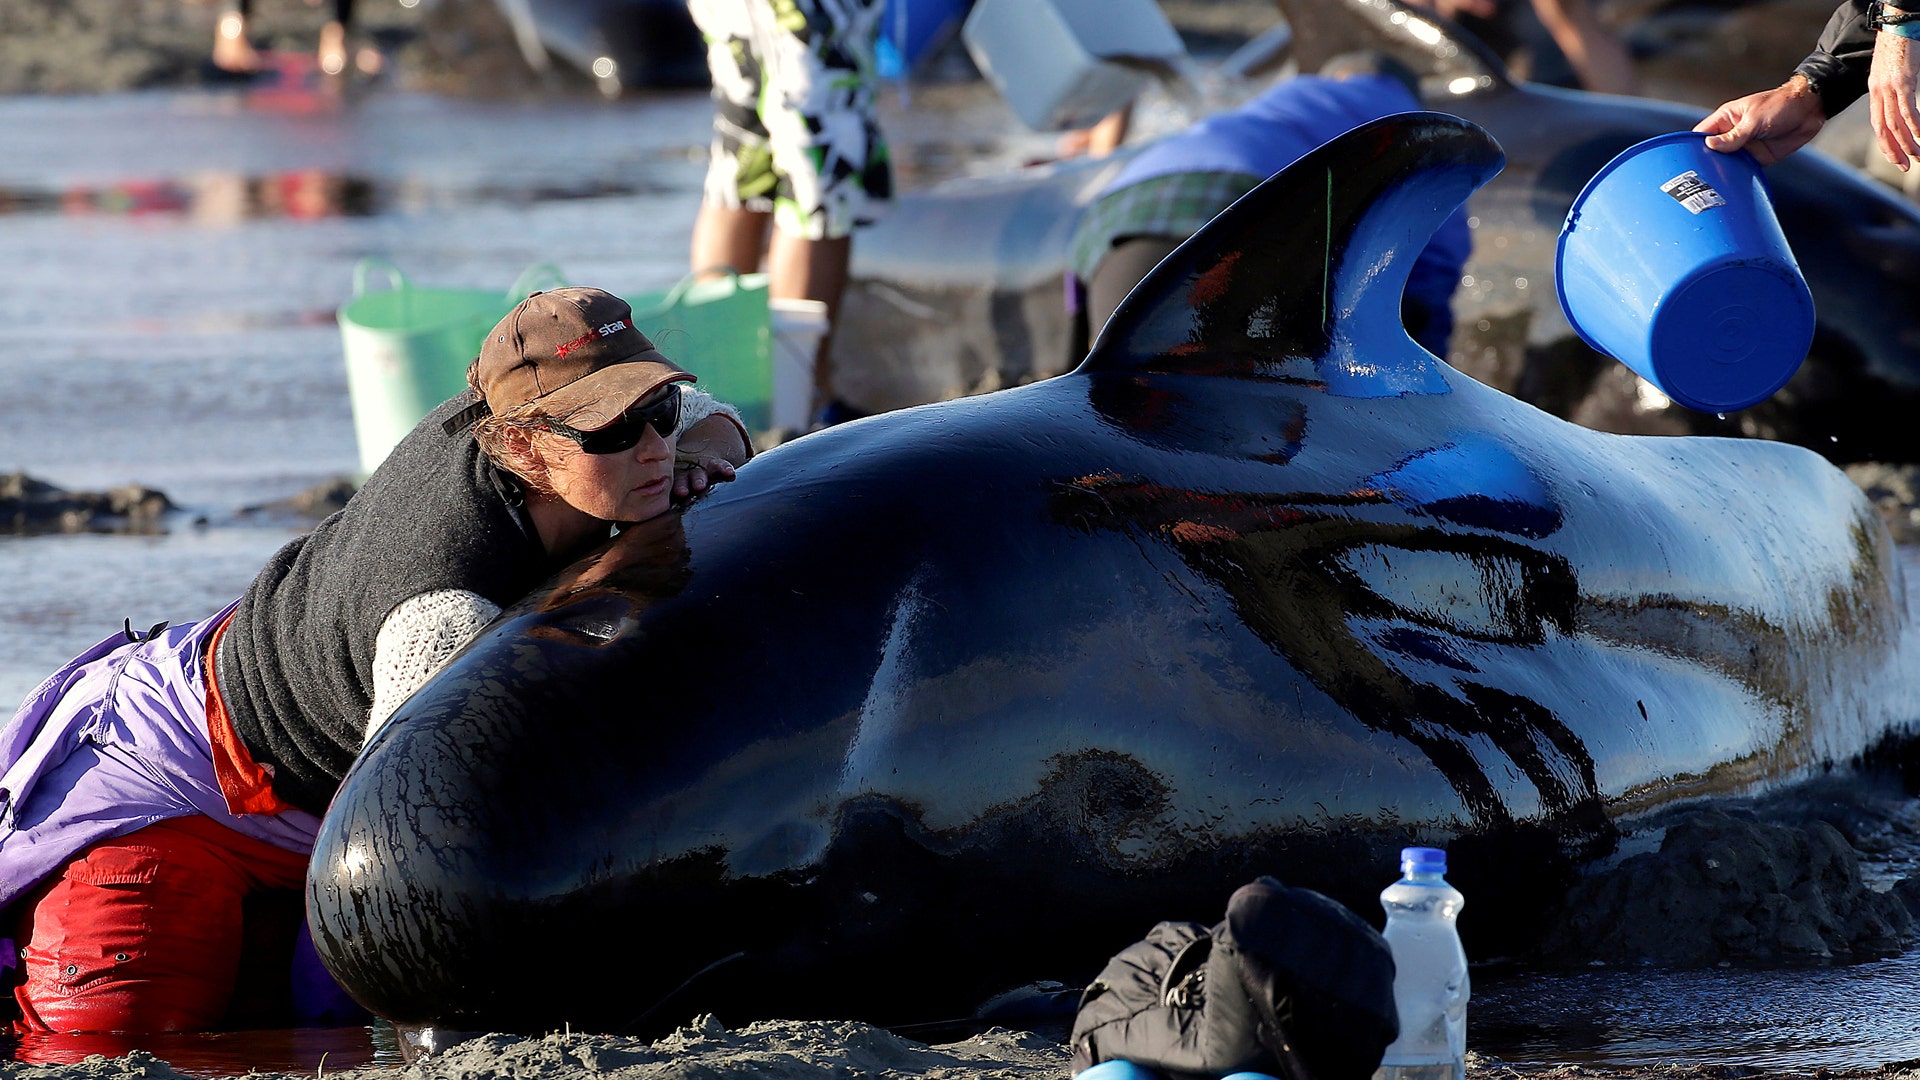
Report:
7,1022,1920,1080
0,1020,1061,1080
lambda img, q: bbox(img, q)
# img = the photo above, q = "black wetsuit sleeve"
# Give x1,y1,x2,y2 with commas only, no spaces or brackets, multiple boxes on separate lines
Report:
1795,0,1874,119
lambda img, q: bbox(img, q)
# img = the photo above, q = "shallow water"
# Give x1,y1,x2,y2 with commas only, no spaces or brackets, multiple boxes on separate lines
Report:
0,88,706,703
1475,949,1920,1069
0,80,1054,704
3,1024,398,1075
16,950,1920,1075
6,81,1920,1074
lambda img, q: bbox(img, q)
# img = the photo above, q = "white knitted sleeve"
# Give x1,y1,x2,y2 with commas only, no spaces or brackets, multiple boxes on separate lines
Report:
366,589,502,743
677,386,748,444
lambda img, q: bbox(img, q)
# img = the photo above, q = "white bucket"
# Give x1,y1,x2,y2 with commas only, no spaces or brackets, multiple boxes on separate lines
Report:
961,0,1186,131
770,298,831,432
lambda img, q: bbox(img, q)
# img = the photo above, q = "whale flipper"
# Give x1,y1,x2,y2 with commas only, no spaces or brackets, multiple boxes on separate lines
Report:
1085,112,1503,398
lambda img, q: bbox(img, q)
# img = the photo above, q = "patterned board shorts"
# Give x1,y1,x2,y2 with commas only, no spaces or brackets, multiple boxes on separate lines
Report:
690,0,894,241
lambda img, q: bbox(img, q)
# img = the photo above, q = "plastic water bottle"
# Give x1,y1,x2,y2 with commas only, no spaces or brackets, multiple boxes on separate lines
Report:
1373,847,1468,1080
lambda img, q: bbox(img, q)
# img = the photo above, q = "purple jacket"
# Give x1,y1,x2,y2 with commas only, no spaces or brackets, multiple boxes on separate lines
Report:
0,603,320,909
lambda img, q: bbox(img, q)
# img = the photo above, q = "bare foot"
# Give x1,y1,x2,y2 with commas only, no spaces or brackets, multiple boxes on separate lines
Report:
354,46,384,76
318,20,347,76
211,12,261,73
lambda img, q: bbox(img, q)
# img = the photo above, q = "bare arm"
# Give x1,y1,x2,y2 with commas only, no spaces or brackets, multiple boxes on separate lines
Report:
1528,0,1638,94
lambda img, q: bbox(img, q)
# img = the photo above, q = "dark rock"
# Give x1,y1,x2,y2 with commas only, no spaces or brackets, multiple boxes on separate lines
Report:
1892,875,1920,919
0,471,174,536
1540,809,1916,965
276,476,357,518
239,476,358,521
1752,782,1920,856
1845,463,1920,545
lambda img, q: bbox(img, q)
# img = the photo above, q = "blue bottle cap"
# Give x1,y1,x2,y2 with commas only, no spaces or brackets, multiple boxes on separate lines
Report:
1401,846,1447,875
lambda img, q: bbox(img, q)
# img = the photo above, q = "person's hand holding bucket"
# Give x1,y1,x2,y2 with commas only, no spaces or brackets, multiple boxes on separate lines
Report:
1555,132,1815,414
1694,74,1827,165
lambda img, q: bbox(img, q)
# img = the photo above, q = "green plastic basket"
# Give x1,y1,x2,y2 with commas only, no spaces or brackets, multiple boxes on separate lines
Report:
339,263,775,474
338,260,564,473
627,270,773,433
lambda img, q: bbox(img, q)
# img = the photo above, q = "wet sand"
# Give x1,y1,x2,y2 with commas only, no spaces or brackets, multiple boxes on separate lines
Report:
11,1023,1920,1080
17,776,1920,1078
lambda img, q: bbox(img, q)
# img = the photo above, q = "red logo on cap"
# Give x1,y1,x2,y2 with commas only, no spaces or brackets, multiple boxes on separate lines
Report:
554,319,631,359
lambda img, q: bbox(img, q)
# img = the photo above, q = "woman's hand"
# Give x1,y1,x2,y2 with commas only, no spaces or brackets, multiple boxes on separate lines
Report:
1695,75,1829,164
1870,31,1920,170
673,414,749,502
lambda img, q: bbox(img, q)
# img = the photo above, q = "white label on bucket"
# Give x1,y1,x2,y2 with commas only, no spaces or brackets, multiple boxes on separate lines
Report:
1659,170,1727,214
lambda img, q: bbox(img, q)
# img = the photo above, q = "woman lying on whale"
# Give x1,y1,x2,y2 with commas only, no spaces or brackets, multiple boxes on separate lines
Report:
0,286,752,1034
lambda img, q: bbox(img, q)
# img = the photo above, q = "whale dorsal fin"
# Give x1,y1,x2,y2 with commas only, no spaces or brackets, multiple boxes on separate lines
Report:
1082,112,1503,397
1278,0,1515,94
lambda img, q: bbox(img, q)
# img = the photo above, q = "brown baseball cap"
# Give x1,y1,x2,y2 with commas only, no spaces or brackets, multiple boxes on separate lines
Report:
471,286,695,431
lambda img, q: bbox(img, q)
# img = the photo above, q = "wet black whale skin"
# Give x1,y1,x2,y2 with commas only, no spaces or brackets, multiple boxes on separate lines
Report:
307,115,1916,1035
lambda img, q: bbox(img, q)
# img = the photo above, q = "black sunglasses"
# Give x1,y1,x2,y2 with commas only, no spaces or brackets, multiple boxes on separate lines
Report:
541,386,682,455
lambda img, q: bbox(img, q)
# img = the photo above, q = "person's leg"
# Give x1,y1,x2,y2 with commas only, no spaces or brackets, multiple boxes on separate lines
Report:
1526,0,1636,94
318,19,348,76
327,0,383,75
689,0,777,277
1086,236,1186,342
692,204,773,277
12,816,308,1034
212,0,260,73
765,234,851,323
755,0,892,418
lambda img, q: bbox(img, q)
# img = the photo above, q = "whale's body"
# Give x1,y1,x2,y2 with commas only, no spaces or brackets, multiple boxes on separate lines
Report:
309,115,1919,1035
832,0,1920,463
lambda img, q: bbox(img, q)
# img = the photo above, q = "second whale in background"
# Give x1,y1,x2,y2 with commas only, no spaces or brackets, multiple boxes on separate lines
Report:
832,0,1920,464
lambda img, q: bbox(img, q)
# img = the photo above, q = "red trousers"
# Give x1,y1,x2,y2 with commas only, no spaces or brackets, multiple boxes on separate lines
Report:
11,815,308,1033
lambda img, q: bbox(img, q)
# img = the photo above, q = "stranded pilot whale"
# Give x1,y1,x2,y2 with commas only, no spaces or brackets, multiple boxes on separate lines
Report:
308,114,1920,1036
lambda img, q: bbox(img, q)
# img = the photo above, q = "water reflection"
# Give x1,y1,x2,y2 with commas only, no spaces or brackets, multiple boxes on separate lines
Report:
1476,948,1920,1069
10,952,1920,1075
0,173,371,221
4,1024,399,1075
0,172,675,222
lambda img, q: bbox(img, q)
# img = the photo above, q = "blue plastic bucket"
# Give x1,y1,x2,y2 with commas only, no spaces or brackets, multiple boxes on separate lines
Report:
1555,132,1814,413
